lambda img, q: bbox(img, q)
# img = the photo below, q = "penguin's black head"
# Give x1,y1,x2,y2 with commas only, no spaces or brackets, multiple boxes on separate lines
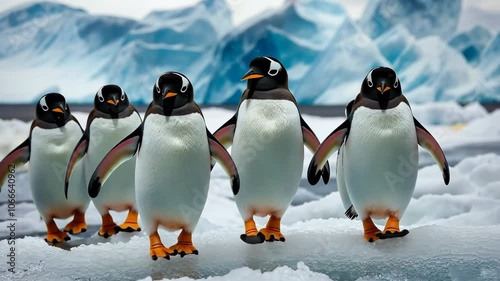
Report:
153,72,193,110
242,56,288,92
36,93,71,127
361,67,402,110
94,84,129,117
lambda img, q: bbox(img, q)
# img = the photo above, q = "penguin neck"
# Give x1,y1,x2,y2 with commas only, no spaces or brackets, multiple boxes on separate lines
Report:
249,77,287,92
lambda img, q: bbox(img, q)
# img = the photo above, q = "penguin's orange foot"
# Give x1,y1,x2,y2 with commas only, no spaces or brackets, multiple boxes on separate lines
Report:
119,210,141,232
364,231,381,243
170,244,199,257
363,218,381,243
150,245,174,261
45,231,70,244
118,221,141,232
240,218,265,244
376,215,409,240
240,233,265,244
376,229,409,240
64,220,87,235
98,224,120,238
259,227,285,242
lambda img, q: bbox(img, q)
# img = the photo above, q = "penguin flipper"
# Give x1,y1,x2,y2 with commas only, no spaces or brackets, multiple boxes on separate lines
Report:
414,118,450,185
307,119,350,185
336,144,357,219
207,129,240,195
0,138,30,191
88,124,143,198
301,116,330,184
64,134,89,198
213,113,237,148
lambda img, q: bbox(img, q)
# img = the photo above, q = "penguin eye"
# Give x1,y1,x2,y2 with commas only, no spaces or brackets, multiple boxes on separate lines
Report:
97,89,105,102
366,69,374,87
268,69,278,76
394,79,399,88
180,85,188,93
40,96,49,111
121,93,126,101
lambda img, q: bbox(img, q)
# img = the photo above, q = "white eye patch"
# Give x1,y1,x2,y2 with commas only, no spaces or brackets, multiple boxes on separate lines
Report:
120,88,126,100
264,56,281,76
366,69,374,87
40,96,49,111
155,75,162,94
394,73,399,88
175,73,190,93
97,87,105,102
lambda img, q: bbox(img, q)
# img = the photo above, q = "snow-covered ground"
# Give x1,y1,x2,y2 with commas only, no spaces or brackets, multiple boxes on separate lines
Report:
0,103,499,280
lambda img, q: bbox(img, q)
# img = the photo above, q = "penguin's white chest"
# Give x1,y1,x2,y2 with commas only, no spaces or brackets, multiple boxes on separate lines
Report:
135,113,211,233
232,99,303,218
86,114,142,212
344,103,418,219
29,121,89,219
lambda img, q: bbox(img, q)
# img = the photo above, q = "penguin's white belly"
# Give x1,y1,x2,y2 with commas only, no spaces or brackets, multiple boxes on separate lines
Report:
86,114,141,213
29,121,89,220
344,103,418,219
232,99,303,218
136,113,210,234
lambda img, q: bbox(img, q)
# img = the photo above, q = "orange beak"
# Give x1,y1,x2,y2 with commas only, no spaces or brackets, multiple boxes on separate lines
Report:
52,108,64,113
107,99,119,105
163,92,177,99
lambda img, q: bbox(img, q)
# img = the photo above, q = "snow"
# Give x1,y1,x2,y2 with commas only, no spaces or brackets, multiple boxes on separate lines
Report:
0,103,500,280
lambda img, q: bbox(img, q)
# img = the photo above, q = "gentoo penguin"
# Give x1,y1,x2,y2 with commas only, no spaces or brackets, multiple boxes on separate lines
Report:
308,67,450,242
65,85,142,238
87,72,239,260
0,93,90,243
214,56,330,244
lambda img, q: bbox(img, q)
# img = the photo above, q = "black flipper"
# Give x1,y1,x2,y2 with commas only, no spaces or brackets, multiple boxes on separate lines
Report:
88,124,143,198
345,205,358,220
213,112,237,148
65,133,89,198
0,138,30,192
207,129,240,195
301,116,330,184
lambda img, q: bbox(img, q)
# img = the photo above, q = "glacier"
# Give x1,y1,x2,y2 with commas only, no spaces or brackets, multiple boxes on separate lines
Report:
359,0,461,40
0,0,498,105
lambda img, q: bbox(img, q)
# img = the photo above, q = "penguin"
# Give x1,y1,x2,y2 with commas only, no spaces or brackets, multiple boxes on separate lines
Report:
0,93,90,243
214,56,330,244
86,72,239,260
65,85,142,238
308,67,450,242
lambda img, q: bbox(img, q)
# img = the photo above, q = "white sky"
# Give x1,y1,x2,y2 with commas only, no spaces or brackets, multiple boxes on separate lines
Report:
0,0,498,30
0,0,365,25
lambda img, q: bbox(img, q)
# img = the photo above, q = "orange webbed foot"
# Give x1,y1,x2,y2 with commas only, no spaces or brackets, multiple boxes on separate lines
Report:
150,232,174,260
118,210,141,232
64,212,87,235
170,230,199,257
363,218,382,243
259,216,285,242
98,214,120,238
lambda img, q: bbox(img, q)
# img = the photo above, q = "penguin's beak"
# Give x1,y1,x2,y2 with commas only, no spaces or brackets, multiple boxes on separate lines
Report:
52,107,64,113
376,81,391,94
241,68,264,80
107,99,119,105
163,91,177,99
